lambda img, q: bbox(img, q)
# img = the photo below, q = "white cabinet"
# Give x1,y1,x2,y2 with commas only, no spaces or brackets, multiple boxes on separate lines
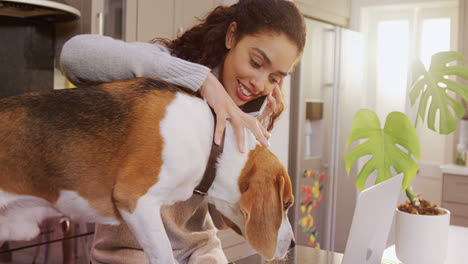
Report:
295,0,350,27
62,0,222,42
174,0,221,37
125,0,221,42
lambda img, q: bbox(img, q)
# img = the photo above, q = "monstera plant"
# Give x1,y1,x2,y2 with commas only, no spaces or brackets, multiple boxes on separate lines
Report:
345,51,468,264
411,51,468,134
346,51,468,204
345,109,420,192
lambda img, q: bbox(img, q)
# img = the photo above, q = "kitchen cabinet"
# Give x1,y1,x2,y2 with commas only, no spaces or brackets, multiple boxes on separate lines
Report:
126,0,221,42
295,0,351,27
55,0,122,43
441,164,468,227
58,0,222,42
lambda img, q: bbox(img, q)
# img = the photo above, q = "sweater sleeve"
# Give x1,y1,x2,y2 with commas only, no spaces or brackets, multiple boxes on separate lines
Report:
60,34,210,91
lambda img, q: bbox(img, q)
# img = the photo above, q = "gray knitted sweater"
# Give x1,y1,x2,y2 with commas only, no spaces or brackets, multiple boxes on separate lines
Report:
60,34,227,264
60,34,211,90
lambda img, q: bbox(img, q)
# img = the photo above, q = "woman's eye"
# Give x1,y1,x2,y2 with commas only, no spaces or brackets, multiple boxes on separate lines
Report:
284,202,292,210
271,78,279,84
250,59,261,68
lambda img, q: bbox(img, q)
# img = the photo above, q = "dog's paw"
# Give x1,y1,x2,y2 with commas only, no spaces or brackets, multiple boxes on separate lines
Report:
14,222,40,241
0,218,40,242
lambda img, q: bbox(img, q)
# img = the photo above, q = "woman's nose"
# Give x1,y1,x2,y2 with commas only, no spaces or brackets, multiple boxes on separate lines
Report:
249,73,268,94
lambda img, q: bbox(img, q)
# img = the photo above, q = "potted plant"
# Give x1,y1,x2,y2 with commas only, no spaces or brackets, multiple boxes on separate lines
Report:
344,51,468,264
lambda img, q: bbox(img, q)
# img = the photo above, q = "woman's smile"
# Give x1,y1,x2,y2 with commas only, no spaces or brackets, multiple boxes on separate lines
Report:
237,80,254,101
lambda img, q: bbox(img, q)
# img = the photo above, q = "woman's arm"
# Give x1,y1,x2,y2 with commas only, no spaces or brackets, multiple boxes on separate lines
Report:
60,34,210,90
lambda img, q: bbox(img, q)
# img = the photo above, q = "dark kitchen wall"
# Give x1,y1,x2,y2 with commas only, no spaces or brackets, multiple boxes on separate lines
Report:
0,16,55,98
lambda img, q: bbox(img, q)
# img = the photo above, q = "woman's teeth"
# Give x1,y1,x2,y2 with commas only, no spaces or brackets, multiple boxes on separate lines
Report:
239,83,251,97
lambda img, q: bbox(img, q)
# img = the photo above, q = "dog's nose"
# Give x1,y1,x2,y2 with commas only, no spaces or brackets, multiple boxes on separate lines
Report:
289,240,296,249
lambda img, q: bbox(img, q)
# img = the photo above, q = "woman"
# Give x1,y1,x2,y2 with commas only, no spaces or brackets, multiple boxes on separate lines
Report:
60,0,306,263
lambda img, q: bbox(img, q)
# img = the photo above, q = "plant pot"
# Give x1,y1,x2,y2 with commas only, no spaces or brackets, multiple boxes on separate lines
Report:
395,207,450,264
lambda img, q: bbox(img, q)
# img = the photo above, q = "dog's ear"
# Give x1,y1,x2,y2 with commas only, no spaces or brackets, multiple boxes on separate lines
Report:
239,176,285,260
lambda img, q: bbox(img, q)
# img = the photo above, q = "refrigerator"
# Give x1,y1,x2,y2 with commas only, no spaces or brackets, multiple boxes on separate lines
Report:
288,18,364,253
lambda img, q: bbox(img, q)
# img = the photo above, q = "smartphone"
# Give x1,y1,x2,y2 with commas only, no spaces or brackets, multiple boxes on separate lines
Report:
241,95,268,117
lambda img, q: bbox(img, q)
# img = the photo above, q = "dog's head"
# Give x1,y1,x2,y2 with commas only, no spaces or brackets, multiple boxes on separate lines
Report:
239,146,294,260
215,144,295,260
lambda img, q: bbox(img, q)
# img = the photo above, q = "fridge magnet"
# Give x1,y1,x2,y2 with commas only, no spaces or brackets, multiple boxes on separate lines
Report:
298,169,327,249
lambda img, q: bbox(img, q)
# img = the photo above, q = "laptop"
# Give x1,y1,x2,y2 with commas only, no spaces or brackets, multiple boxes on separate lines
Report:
341,173,404,264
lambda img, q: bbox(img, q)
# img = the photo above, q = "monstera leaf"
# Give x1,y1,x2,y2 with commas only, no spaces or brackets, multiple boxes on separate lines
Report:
409,51,468,134
345,109,421,191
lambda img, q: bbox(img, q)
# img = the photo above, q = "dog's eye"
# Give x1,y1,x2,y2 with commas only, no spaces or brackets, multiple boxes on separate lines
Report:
284,202,292,211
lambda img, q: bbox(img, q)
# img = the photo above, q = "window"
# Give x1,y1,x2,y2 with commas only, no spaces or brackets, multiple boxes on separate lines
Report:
362,2,458,164
376,20,409,120
421,18,451,68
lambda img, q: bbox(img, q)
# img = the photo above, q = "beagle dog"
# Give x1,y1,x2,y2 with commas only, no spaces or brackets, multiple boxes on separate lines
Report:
0,78,294,263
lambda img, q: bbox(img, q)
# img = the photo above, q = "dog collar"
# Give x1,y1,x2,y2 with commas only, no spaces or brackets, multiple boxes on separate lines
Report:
193,111,225,196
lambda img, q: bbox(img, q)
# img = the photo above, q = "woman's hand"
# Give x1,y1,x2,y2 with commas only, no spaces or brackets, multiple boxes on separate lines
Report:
257,80,284,122
199,72,270,152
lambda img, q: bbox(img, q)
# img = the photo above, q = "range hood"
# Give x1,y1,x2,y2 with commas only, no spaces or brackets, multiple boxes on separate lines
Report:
0,0,80,22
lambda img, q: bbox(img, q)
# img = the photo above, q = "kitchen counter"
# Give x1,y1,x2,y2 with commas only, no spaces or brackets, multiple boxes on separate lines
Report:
440,164,468,176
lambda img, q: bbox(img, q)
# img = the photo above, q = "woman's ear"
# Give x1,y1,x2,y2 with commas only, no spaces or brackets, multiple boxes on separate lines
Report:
225,22,237,50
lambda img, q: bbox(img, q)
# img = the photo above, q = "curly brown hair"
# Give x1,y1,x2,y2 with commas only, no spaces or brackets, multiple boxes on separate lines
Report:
154,0,306,131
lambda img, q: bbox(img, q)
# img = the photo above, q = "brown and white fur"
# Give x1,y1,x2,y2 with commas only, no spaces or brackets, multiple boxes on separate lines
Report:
0,78,294,263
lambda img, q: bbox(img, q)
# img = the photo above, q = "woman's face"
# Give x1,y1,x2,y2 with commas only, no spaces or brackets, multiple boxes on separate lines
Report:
222,23,299,106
